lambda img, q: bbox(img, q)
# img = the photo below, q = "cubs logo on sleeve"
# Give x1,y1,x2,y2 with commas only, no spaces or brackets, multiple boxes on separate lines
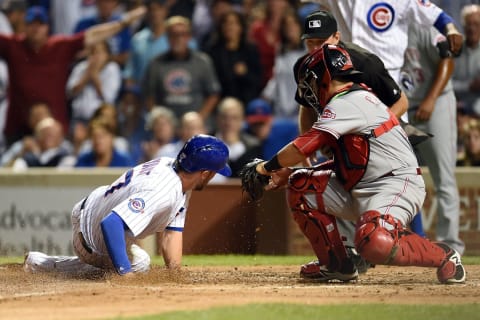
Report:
367,2,395,32
128,198,145,214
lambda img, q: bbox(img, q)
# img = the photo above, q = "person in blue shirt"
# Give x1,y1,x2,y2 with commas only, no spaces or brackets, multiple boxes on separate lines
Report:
123,0,197,86
75,118,132,167
244,98,298,160
74,0,132,66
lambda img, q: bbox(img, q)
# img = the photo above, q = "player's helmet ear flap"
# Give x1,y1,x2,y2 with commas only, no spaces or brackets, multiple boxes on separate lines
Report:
298,44,360,110
175,134,232,176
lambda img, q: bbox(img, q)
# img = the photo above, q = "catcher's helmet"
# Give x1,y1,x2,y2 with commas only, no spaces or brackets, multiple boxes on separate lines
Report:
298,44,362,110
175,134,232,176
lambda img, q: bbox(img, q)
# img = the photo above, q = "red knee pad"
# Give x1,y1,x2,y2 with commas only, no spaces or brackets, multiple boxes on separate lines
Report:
354,210,399,264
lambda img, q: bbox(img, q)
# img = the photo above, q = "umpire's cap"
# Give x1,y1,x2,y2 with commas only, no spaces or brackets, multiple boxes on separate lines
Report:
175,134,232,176
301,10,337,40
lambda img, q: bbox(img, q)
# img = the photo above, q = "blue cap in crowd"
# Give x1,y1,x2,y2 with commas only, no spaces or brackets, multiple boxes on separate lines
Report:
25,6,48,24
246,98,273,124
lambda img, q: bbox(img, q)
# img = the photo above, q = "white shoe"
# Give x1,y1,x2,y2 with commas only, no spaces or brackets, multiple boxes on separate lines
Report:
436,242,466,284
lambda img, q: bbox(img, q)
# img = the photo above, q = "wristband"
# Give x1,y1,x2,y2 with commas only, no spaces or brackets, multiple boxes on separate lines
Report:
263,155,282,172
434,12,455,34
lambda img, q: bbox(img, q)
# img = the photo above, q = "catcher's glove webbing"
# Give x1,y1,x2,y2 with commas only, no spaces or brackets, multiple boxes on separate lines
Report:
239,158,270,202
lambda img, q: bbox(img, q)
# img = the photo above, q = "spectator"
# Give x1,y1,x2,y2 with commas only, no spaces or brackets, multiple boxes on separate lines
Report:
123,0,197,86
456,106,477,164
157,111,206,159
50,0,97,35
75,117,132,167
142,106,178,161
1,102,53,166
117,84,148,164
213,97,261,178
74,0,133,66
143,15,221,123
167,0,195,20
1,0,27,35
245,98,298,160
0,0,17,152
67,40,122,127
193,0,234,50
0,5,146,146
262,9,305,121
76,103,130,156
11,117,74,169
0,58,7,154
248,0,292,88
0,3,13,35
452,4,480,114
206,10,262,106
459,117,480,166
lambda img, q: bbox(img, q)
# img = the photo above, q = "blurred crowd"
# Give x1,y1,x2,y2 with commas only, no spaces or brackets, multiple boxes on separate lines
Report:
0,0,480,175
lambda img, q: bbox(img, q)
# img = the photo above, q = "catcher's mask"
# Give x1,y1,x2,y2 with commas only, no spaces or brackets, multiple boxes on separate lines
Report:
175,134,232,176
298,44,362,112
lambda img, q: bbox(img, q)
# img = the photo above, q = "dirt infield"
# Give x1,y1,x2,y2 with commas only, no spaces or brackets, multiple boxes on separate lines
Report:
1,263,479,320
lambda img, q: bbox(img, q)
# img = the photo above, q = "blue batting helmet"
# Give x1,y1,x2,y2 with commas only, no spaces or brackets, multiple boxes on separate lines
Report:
175,134,232,176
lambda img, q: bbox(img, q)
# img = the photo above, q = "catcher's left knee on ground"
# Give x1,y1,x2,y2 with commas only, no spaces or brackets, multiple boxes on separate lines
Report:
354,210,446,267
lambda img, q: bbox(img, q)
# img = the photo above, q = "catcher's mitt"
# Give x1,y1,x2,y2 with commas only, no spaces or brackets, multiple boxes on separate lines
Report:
239,158,270,202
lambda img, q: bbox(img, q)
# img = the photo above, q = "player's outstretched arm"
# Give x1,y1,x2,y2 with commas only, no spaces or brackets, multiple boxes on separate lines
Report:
160,229,183,269
101,212,132,275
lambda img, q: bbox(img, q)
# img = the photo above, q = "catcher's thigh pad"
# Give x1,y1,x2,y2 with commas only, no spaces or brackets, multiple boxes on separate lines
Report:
355,211,446,267
287,169,349,271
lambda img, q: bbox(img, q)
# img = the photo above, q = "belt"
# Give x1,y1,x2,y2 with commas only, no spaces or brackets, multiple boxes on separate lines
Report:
79,232,92,254
379,167,422,179
79,196,91,254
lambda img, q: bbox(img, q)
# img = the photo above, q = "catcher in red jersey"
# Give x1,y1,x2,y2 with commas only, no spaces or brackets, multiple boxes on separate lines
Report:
246,44,466,284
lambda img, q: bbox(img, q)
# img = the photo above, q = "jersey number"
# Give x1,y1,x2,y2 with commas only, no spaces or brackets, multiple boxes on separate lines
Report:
104,169,134,196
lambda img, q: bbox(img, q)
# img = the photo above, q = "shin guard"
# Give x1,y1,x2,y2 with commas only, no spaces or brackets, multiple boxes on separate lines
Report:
288,169,350,271
355,211,446,267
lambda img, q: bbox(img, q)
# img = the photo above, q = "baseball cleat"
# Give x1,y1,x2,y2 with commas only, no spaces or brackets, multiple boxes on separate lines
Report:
300,260,358,282
436,242,466,284
346,246,374,274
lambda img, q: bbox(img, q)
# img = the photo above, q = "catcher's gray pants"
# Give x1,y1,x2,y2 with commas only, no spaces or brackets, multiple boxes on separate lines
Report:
304,172,426,247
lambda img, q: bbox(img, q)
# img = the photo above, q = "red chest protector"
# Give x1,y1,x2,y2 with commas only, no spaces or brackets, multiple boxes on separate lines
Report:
294,108,399,191
338,109,399,190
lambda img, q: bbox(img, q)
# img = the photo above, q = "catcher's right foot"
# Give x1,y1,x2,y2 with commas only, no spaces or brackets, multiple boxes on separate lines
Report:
436,242,466,284
300,260,358,282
